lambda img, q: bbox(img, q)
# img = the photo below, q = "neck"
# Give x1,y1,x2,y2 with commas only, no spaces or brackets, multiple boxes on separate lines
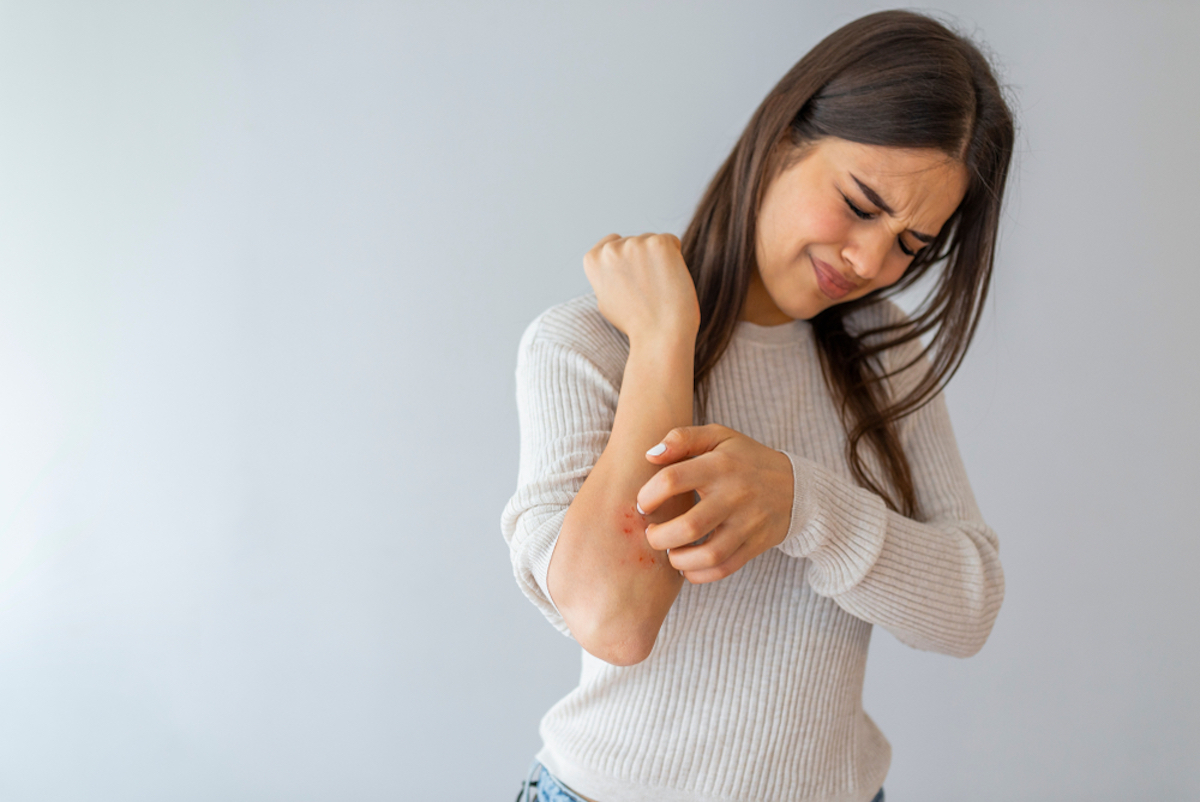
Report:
740,270,794,326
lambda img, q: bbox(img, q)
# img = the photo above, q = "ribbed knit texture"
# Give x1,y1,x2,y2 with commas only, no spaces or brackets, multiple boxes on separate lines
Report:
500,295,1004,802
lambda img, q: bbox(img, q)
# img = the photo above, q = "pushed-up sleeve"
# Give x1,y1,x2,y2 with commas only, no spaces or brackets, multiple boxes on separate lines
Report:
500,315,621,636
777,313,1004,658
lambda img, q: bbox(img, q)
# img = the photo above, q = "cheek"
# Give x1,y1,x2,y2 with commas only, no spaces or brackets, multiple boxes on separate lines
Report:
765,204,847,264
873,258,911,290
806,205,849,243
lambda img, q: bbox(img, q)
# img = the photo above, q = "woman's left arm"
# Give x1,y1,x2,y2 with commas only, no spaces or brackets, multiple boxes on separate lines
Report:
636,296,1003,658
776,389,1003,658
637,383,1003,659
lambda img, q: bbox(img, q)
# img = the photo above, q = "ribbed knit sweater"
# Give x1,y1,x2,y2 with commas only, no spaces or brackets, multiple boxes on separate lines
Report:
500,294,1004,802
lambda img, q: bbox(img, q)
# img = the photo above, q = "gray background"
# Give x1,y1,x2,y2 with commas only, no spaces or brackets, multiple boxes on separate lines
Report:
1,1,1197,800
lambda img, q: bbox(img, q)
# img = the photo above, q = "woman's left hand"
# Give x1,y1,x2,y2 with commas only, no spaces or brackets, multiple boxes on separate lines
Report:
635,424,795,584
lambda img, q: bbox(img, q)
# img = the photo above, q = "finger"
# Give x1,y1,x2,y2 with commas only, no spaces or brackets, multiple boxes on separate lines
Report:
645,424,732,465
643,493,728,551
583,234,622,274
680,539,755,585
636,452,713,516
664,524,742,573
637,446,739,515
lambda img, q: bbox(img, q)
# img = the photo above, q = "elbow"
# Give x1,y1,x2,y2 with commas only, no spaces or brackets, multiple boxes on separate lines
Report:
899,580,1004,659
943,544,1006,658
585,637,655,667
962,563,1005,657
902,615,997,659
946,624,993,659
942,586,1004,658
566,613,660,667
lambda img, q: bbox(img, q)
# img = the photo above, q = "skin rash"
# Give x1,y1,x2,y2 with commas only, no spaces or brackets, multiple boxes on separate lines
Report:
618,506,667,569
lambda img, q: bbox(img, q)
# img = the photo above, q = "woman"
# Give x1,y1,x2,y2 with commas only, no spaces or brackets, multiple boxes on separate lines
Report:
502,9,1014,802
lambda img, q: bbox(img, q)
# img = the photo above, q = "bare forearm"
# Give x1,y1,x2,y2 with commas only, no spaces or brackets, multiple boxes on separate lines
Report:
549,335,695,665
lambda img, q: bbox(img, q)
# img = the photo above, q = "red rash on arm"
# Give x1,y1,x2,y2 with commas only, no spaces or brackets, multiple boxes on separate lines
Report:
546,331,694,665
615,505,668,570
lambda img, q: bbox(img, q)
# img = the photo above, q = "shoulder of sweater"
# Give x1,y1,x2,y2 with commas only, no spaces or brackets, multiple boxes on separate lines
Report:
844,297,924,360
842,297,931,396
517,293,630,377
842,296,912,336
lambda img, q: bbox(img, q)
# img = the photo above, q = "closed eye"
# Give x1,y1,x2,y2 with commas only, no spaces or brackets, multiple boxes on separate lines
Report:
842,193,874,220
843,193,919,258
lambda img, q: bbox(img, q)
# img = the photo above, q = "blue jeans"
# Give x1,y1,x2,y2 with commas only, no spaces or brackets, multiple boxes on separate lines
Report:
516,761,884,802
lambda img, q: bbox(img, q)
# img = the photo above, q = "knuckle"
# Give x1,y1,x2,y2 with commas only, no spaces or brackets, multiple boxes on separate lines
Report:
752,506,772,529
693,546,717,569
712,541,736,565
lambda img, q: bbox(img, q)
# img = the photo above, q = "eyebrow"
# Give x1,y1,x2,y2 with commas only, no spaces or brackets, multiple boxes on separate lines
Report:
851,174,934,243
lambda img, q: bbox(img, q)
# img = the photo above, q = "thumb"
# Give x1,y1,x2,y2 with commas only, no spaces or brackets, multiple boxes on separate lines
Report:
645,424,730,464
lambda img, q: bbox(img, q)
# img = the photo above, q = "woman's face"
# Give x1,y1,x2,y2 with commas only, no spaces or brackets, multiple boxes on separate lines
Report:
744,136,969,324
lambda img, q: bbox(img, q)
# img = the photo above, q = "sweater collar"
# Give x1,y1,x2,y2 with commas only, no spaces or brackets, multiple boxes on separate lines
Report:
732,318,811,346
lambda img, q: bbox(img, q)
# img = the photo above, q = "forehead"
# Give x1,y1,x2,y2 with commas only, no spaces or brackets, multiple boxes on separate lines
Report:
813,137,968,226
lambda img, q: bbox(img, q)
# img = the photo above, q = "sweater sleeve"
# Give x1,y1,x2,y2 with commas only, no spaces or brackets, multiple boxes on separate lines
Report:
776,319,1004,658
499,312,623,636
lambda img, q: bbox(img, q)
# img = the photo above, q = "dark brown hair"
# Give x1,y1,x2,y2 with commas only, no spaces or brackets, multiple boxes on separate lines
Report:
681,10,1014,516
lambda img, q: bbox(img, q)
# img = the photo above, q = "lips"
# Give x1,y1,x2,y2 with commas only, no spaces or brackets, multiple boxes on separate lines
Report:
811,255,858,300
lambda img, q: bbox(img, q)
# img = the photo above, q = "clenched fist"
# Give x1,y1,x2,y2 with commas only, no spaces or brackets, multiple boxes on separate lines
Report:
584,233,701,346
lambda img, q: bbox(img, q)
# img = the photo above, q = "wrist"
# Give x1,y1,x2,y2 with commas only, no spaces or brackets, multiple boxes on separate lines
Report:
777,451,821,557
627,335,696,379
628,328,697,358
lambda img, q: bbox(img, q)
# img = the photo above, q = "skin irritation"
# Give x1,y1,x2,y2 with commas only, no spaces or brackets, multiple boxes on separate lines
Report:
618,505,667,569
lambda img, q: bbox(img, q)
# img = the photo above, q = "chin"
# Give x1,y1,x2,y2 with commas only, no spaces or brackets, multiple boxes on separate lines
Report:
785,297,828,321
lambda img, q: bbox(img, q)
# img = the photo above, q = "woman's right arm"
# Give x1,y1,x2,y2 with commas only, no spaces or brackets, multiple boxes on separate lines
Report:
550,234,701,666
548,326,695,666
501,234,700,666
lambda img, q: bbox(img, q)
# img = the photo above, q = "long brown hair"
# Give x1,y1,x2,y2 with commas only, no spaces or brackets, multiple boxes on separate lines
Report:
681,10,1014,516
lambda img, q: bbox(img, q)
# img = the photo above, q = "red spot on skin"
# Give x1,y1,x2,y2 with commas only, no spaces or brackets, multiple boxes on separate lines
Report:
618,505,644,538
615,505,656,568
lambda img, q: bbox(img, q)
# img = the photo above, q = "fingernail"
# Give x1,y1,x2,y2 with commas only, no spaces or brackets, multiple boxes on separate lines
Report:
636,502,646,515
646,443,667,457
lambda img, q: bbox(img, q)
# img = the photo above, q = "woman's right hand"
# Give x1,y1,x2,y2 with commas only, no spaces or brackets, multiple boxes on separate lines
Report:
583,233,701,345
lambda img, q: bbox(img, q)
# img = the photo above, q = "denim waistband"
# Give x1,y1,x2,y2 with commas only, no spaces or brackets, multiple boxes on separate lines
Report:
517,760,883,802
515,761,586,802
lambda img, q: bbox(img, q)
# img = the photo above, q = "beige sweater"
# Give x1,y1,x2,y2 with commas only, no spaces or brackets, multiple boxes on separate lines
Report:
501,294,1003,802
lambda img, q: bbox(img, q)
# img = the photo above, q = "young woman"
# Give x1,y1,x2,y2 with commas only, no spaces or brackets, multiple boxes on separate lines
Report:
502,10,1014,802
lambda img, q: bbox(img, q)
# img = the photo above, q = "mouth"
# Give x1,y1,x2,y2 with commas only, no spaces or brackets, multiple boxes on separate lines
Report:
811,255,858,300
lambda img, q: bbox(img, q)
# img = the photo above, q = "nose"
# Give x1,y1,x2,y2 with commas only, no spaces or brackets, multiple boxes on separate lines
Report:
841,230,891,282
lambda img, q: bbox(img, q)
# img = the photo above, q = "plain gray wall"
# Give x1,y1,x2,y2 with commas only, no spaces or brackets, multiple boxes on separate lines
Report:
1,2,1197,800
